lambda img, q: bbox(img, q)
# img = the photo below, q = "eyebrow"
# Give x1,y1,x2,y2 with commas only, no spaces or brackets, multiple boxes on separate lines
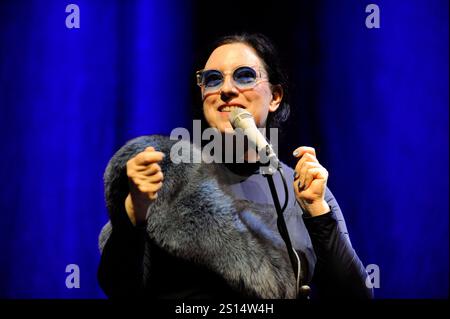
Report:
202,64,261,71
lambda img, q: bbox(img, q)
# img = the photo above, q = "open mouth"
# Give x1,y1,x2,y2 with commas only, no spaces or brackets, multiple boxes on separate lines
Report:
218,104,245,112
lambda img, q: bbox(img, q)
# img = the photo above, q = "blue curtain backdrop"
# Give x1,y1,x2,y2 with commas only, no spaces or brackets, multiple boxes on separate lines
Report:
0,0,448,298
0,0,192,298
313,0,449,298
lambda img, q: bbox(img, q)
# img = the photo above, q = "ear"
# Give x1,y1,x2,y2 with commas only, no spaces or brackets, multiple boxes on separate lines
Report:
268,85,283,112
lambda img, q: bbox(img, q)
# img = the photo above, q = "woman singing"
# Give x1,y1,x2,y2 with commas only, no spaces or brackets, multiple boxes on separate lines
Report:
98,33,373,299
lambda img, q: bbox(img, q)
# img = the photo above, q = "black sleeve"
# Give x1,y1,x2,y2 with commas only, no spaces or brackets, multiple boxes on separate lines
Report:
97,136,161,298
303,211,374,299
97,212,150,298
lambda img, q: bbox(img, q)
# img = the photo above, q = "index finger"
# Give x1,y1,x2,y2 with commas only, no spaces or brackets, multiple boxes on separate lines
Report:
134,150,165,166
292,146,316,158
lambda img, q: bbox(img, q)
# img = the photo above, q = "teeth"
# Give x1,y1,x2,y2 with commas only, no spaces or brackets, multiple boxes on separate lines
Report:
221,106,240,112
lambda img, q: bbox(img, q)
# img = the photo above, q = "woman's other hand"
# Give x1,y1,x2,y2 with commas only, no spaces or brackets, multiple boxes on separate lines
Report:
292,146,330,217
125,146,165,226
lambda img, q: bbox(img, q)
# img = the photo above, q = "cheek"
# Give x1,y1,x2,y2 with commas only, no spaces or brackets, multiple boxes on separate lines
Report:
246,88,272,114
203,97,215,112
242,88,272,127
251,85,272,104
202,96,218,122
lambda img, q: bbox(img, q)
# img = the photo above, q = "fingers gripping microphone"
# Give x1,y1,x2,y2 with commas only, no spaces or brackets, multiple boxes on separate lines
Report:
229,108,280,173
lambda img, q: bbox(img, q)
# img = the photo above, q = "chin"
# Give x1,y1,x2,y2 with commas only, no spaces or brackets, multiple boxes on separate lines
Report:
208,117,232,133
216,123,234,134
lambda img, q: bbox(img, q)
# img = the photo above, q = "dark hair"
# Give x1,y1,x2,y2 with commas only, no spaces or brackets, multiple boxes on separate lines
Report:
204,33,291,130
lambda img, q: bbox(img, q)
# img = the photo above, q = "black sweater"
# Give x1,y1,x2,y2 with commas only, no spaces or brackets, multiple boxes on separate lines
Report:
97,135,373,299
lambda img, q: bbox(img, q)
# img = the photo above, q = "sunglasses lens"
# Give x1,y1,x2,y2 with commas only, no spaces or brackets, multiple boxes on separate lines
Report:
202,70,223,89
199,66,260,95
233,67,257,87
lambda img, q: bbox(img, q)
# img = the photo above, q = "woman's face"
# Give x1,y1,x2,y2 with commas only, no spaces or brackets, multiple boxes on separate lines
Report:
201,43,282,133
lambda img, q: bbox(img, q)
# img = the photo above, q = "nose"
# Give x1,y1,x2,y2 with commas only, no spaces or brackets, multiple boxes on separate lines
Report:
220,74,239,102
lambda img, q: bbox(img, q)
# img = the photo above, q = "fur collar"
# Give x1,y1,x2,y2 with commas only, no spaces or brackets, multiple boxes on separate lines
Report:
102,135,316,299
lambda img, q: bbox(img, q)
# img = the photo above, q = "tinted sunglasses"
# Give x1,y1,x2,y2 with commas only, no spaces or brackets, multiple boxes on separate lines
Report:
196,65,269,96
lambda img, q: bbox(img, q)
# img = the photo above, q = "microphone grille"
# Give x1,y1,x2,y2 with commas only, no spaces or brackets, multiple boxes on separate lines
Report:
229,108,254,128
239,113,253,120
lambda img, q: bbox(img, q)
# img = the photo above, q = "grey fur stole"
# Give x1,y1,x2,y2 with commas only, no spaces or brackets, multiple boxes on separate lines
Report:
100,135,317,299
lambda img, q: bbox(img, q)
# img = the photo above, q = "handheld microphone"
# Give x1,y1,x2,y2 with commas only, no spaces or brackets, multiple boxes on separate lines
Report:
229,108,302,294
228,108,280,172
